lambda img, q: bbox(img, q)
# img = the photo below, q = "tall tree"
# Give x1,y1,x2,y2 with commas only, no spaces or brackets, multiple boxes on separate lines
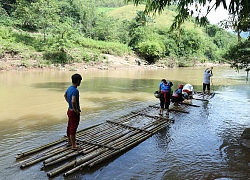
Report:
31,0,60,42
126,0,250,70
125,0,250,33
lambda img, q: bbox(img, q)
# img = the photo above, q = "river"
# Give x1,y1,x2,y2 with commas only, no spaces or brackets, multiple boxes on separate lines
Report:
0,67,249,180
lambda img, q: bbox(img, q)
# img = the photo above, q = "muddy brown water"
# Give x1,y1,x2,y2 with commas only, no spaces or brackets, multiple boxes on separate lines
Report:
0,67,249,180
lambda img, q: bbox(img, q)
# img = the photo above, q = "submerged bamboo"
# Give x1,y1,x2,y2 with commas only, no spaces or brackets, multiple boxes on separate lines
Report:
169,109,189,113
20,146,69,169
16,138,67,159
180,103,200,107
47,160,76,178
43,150,84,169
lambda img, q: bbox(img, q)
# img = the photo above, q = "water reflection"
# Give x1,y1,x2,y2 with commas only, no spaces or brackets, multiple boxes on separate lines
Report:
0,67,249,179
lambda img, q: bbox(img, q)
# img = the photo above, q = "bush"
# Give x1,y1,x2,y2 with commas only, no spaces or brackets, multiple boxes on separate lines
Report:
136,41,165,63
43,50,69,64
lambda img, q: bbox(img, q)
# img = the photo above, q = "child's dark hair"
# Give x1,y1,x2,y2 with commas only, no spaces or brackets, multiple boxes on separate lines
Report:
71,73,82,84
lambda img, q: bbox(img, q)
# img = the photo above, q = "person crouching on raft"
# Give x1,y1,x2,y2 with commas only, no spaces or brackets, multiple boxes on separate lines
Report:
172,84,184,106
159,80,173,115
182,83,194,99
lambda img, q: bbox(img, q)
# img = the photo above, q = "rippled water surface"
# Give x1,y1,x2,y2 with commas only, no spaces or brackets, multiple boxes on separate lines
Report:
0,67,249,180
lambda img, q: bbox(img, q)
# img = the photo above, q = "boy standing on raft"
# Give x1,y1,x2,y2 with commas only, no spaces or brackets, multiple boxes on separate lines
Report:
64,73,82,150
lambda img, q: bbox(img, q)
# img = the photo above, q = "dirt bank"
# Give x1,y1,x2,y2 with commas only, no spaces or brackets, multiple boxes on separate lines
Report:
0,52,228,71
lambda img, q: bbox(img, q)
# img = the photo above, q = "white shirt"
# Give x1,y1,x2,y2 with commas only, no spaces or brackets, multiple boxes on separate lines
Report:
203,70,213,84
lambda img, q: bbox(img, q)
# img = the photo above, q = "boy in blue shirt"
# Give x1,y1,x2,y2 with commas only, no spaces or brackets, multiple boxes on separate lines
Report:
64,73,82,150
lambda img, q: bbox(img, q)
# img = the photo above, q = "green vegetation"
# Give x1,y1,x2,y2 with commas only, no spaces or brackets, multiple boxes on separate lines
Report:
0,0,242,68
126,0,250,71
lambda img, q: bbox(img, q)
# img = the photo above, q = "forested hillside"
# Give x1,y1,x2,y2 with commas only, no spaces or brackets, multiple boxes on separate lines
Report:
0,0,239,69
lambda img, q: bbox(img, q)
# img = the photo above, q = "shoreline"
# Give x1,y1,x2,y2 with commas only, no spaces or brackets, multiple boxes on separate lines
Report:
0,54,230,72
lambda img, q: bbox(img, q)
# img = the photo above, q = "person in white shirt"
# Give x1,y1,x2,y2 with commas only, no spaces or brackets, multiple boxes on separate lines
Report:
182,83,194,99
203,67,213,95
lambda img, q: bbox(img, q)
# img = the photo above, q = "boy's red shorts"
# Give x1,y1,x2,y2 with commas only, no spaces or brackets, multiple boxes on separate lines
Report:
67,110,80,136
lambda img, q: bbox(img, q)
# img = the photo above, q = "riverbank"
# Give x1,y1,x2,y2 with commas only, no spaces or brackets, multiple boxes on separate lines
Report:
0,53,229,71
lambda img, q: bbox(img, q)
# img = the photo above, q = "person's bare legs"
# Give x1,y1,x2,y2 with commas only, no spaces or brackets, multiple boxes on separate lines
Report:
166,108,169,115
70,135,78,149
159,108,163,115
67,136,71,146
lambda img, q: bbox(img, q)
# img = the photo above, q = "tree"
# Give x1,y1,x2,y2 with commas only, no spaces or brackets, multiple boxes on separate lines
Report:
125,0,250,33
126,0,250,70
1,0,16,15
223,40,250,70
31,0,60,42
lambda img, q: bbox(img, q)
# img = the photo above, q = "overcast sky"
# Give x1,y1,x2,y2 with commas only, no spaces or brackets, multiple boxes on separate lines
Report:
189,0,229,25
206,4,229,25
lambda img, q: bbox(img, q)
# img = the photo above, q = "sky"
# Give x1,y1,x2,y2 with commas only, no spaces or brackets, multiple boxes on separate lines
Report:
206,4,229,25
189,0,229,25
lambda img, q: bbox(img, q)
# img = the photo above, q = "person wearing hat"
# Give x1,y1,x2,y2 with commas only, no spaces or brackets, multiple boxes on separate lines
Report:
159,80,173,116
203,67,213,95
182,83,194,99
172,84,184,106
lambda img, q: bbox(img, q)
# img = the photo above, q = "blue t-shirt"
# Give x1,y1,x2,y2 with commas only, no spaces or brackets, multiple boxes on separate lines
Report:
65,85,80,111
175,88,182,96
160,83,171,92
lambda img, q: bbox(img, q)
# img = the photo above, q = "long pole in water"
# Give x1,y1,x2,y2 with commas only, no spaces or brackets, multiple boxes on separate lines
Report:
211,76,214,93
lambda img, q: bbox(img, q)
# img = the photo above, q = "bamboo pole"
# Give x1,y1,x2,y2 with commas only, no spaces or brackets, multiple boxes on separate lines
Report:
47,160,76,178
20,146,69,169
88,124,123,143
107,120,151,134
43,149,73,164
88,131,154,168
78,123,117,141
180,102,200,107
169,109,189,113
16,138,67,159
42,150,84,169
74,148,108,166
192,98,209,101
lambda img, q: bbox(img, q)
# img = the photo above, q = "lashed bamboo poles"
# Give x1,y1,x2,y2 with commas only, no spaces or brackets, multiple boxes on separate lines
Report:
22,130,104,169
63,149,114,177
47,126,131,173
48,134,125,177
19,103,176,178
63,118,170,177
49,117,161,177
16,123,102,160
42,150,82,169
16,138,67,160
88,119,169,168
20,146,71,169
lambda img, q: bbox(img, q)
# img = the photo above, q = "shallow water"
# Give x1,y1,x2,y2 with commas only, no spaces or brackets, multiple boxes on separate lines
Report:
0,67,249,180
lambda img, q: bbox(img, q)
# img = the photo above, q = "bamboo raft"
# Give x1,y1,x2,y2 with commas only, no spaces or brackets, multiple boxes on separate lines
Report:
15,102,203,178
192,91,215,101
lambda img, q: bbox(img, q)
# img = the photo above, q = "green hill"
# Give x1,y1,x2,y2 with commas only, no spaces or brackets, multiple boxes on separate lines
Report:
107,4,203,34
0,0,239,69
